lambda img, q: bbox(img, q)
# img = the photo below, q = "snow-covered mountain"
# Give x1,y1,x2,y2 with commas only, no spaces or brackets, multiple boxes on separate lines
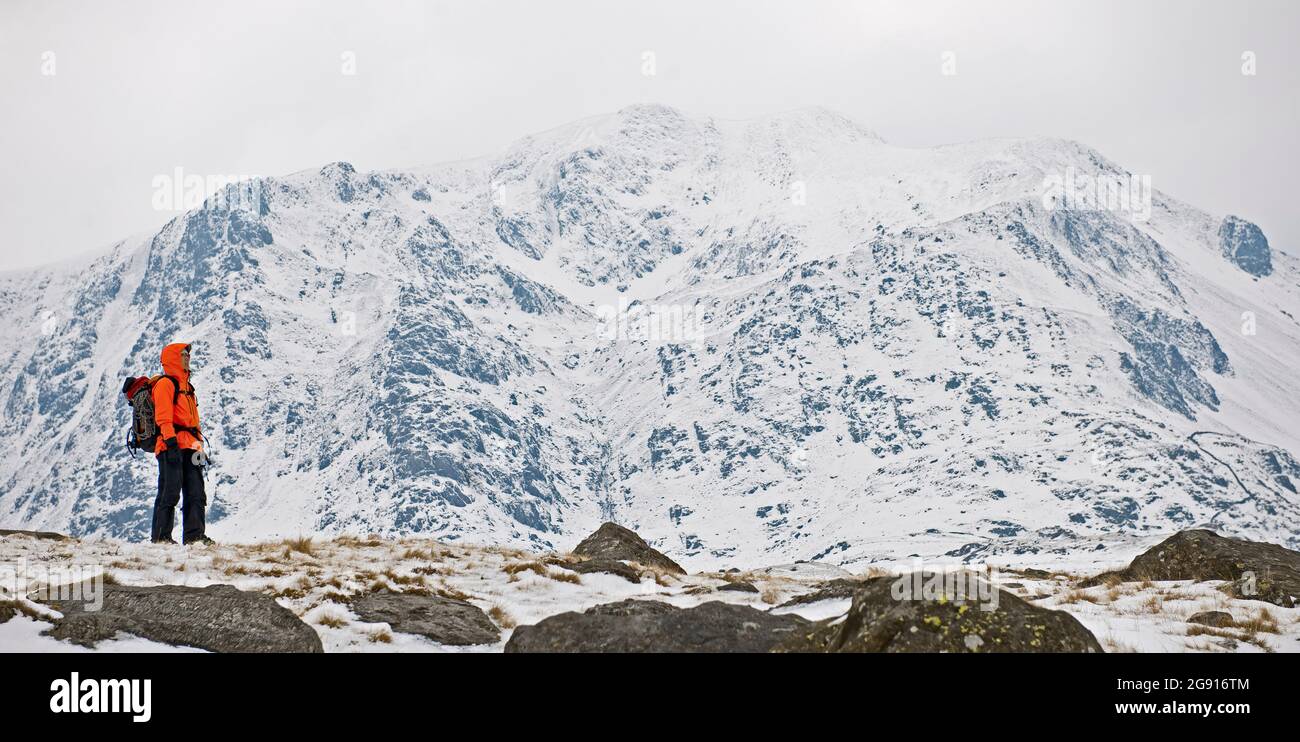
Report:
2,104,1298,569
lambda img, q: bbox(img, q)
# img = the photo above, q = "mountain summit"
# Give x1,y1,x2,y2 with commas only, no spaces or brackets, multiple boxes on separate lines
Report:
1,105,1296,568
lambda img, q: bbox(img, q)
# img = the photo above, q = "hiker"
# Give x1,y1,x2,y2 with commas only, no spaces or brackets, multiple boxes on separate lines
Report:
147,342,212,545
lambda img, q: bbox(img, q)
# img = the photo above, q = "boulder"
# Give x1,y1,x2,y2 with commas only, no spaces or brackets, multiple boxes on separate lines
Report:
775,574,1103,653
505,599,807,653
571,522,684,574
44,584,322,653
1187,611,1234,627
1095,530,1300,607
716,581,759,593
550,557,641,583
351,589,500,645
1218,216,1272,277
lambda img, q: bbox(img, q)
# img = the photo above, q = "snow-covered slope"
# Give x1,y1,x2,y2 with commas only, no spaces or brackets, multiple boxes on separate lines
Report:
1,104,1297,568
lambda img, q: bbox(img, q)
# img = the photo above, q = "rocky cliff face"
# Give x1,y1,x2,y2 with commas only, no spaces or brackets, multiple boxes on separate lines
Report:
1218,215,1273,277
1,105,1297,568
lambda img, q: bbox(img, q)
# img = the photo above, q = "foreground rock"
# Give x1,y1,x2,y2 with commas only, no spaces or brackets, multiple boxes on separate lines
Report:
1089,530,1300,607
351,589,500,645
775,574,1103,653
571,522,685,574
505,599,805,653
0,529,67,541
45,584,322,653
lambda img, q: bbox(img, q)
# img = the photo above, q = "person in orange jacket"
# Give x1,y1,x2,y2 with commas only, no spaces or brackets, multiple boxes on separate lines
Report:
149,342,213,545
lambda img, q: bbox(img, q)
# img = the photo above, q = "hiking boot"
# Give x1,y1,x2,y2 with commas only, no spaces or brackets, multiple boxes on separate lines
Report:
185,535,216,546
152,537,177,545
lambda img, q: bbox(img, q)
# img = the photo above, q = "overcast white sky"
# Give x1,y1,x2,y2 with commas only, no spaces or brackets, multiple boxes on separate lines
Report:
1,0,1295,271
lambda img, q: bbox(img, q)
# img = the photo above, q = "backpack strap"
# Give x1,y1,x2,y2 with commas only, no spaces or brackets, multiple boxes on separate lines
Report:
152,375,188,405
155,375,202,440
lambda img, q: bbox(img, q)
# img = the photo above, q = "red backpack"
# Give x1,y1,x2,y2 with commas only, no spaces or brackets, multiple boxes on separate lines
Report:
121,375,182,456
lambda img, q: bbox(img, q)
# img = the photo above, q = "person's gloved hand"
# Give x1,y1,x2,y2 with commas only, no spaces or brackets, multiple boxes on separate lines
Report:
163,437,181,465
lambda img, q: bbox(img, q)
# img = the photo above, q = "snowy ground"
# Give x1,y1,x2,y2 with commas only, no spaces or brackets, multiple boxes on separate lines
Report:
1,532,1296,653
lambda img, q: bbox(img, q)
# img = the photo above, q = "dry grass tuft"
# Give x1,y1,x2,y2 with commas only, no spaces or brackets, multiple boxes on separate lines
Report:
1139,593,1163,614
367,627,393,644
1058,588,1102,605
268,575,313,600
1103,636,1139,653
435,586,473,602
314,612,348,629
382,570,425,587
332,534,384,549
488,605,517,629
503,561,549,581
1237,607,1280,635
548,570,581,585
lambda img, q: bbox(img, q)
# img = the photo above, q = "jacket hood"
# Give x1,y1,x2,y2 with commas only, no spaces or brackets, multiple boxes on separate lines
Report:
161,342,190,380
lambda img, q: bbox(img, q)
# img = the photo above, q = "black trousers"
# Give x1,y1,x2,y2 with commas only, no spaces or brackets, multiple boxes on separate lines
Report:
150,448,207,543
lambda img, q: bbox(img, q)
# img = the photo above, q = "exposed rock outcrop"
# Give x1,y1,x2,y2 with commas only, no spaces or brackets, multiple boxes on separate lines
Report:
1188,611,1234,627
571,522,685,574
1218,216,1272,277
351,589,500,645
44,584,323,653
775,574,1103,653
505,599,806,653
550,557,641,583
716,581,759,593
1088,529,1300,607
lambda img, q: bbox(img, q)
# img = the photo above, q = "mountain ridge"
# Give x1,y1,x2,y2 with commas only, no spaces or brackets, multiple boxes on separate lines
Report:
1,104,1297,570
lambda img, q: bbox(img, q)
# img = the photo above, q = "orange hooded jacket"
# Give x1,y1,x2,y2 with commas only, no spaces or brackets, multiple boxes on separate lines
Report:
153,342,203,454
